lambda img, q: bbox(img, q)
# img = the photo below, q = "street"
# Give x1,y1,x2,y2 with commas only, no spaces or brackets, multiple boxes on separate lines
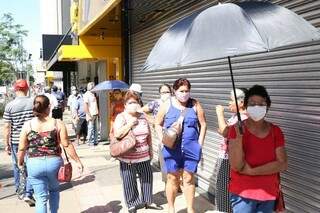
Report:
0,112,215,213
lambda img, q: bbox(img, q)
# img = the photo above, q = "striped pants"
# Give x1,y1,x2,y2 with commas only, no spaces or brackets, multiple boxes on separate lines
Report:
214,158,232,213
119,160,153,208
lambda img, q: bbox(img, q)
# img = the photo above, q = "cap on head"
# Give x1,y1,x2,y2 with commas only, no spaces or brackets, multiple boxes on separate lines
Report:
129,83,142,93
14,79,29,92
231,88,246,101
71,86,77,91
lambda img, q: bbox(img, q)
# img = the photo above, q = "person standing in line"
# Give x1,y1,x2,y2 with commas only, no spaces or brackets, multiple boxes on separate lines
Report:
228,85,288,213
141,84,174,189
67,86,78,130
129,83,144,107
73,87,88,145
214,88,248,213
17,95,84,213
44,86,58,117
155,78,207,213
83,82,99,146
3,79,35,206
51,85,64,120
113,91,162,213
67,86,77,111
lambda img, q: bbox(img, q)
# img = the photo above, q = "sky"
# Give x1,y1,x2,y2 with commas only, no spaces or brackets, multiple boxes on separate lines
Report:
0,0,41,64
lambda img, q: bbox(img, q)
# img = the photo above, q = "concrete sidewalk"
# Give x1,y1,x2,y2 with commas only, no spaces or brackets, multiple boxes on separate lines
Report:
0,113,215,212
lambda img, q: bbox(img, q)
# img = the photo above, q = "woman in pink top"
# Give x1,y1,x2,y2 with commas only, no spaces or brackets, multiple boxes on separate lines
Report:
113,91,162,213
228,85,288,213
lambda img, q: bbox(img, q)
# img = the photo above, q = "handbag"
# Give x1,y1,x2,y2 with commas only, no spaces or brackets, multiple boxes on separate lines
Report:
271,124,286,212
110,114,137,157
275,174,286,212
58,147,72,182
162,108,187,149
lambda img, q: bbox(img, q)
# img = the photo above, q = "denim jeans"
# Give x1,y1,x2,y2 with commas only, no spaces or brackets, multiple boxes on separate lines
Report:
230,193,275,213
11,144,33,197
87,115,98,145
27,156,63,213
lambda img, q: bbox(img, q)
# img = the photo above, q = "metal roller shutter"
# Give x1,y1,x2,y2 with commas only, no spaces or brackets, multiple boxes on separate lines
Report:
129,1,320,212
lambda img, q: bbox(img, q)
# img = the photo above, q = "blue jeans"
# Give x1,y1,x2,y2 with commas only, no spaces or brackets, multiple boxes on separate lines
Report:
11,144,33,197
230,193,275,213
27,156,63,213
87,115,98,145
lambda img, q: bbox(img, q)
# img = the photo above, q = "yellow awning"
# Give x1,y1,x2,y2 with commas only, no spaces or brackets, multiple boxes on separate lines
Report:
57,36,121,61
78,0,121,36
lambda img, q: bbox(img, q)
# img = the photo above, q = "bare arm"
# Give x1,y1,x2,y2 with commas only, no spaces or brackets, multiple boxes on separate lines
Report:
241,147,288,176
154,100,169,141
3,122,11,155
58,120,83,171
141,104,151,113
228,126,245,171
216,105,229,137
196,100,207,147
17,124,29,166
113,114,137,139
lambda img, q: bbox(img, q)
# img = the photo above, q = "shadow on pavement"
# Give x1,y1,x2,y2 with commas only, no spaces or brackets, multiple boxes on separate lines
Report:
60,174,96,191
176,194,215,213
153,190,167,206
81,200,122,213
0,164,13,179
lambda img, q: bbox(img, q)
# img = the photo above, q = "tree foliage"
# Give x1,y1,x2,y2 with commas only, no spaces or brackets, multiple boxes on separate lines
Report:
0,13,29,84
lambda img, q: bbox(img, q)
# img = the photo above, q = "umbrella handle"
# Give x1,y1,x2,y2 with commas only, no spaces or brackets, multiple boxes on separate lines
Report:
228,56,243,134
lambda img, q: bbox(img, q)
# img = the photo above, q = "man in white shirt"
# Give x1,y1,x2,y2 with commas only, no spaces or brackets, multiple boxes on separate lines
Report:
67,86,78,128
83,82,99,146
44,86,58,117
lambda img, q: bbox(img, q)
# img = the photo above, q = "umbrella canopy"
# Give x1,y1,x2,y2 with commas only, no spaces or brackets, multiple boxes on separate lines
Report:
91,80,129,92
143,1,320,71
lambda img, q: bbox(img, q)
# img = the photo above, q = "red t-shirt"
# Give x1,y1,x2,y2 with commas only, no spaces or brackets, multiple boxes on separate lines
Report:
228,123,285,201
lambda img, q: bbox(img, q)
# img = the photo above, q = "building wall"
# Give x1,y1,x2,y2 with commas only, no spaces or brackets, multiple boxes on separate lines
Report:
128,1,320,212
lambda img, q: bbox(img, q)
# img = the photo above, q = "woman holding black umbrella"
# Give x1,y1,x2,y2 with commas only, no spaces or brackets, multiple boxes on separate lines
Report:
228,85,288,213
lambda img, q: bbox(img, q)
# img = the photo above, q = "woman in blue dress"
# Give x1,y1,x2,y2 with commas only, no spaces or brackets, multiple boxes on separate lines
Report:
155,78,207,213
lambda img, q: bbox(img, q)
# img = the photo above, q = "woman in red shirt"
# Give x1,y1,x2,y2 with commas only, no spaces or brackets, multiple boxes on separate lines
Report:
228,85,288,213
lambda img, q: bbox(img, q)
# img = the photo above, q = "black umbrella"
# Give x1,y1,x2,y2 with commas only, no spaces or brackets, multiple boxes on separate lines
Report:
143,1,320,131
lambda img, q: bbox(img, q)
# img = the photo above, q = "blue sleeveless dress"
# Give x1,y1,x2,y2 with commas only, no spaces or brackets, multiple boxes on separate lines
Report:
162,98,202,173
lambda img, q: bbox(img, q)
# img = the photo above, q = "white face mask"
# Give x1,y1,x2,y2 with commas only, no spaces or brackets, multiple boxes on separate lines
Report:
247,105,267,121
126,103,139,114
160,93,171,102
72,90,77,95
175,91,190,103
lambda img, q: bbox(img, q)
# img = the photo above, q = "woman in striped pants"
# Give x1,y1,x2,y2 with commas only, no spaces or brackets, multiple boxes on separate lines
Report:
113,91,162,213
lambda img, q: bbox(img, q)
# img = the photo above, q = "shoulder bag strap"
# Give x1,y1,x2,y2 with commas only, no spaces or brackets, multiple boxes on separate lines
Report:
55,119,69,162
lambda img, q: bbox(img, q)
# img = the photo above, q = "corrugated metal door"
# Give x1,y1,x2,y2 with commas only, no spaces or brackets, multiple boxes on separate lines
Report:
129,1,320,212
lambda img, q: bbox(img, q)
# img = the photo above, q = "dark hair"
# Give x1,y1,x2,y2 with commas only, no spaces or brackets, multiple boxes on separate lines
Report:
244,85,271,108
124,91,141,103
33,95,50,117
52,85,58,92
158,83,172,93
173,78,191,90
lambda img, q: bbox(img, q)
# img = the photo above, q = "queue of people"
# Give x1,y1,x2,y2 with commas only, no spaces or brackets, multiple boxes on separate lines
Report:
111,79,287,213
2,78,288,213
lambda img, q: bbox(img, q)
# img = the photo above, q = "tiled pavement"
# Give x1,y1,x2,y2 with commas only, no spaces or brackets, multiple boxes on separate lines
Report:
0,112,215,213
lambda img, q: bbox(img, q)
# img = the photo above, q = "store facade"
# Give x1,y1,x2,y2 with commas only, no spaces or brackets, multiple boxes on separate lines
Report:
127,0,320,212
